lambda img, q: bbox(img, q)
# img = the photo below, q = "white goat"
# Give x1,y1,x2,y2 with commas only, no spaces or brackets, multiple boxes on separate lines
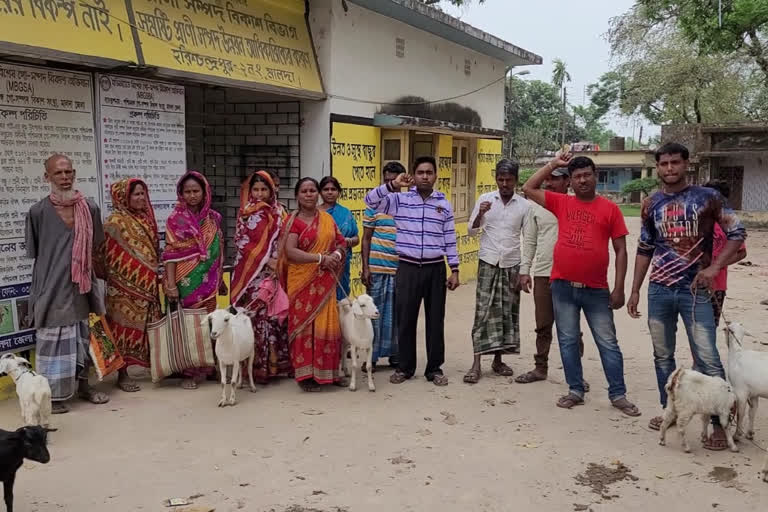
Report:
204,308,256,407
0,353,52,427
659,367,738,453
724,322,768,441
338,294,379,392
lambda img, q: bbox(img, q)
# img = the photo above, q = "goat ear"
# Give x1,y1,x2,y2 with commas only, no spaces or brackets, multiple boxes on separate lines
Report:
351,301,363,316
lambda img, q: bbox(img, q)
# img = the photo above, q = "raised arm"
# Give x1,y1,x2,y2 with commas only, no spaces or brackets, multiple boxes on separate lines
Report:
521,153,572,207
364,173,413,216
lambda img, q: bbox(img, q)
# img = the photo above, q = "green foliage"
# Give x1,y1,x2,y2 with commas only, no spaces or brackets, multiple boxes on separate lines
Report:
518,168,536,185
621,176,659,198
605,7,768,124
636,0,768,80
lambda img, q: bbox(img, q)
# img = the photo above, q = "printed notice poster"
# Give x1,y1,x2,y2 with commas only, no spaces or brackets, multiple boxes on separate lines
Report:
0,62,98,353
331,122,381,298
96,74,186,232
475,139,502,199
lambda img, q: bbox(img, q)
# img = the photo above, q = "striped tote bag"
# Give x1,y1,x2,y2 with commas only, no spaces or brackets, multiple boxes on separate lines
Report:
147,303,214,383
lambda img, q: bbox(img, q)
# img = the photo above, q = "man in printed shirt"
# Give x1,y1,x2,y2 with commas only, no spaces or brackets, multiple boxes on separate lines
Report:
365,156,460,387
516,167,587,387
361,162,403,371
627,143,747,449
523,153,640,417
462,159,529,384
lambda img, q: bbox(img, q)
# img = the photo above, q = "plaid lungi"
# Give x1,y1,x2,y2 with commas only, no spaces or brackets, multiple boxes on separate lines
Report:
35,321,89,401
471,260,520,355
369,273,397,362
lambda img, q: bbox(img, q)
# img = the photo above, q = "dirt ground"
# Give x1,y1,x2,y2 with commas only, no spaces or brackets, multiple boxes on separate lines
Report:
3,218,768,512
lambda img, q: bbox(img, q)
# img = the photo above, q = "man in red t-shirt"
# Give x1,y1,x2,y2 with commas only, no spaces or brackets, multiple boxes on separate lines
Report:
523,153,640,417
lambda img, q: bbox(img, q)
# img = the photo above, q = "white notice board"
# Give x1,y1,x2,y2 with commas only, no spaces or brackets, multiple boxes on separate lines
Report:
0,62,99,353
96,74,186,232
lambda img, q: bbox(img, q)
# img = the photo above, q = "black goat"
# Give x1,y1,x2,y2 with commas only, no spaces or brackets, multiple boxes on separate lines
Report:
1,426,52,512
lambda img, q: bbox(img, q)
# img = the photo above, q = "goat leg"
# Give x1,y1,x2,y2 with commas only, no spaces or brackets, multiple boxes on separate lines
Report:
658,408,675,447
761,455,768,483
218,361,227,407
366,347,375,392
247,352,257,393
228,363,238,406
747,397,758,440
719,413,739,452
4,472,15,512
734,398,748,440
676,413,692,453
349,346,357,392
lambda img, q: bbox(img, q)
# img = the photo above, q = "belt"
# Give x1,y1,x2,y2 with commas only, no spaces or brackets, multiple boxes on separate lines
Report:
565,281,586,288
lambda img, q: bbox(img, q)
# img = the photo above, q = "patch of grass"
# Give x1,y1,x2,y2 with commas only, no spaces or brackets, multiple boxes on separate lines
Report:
620,204,641,217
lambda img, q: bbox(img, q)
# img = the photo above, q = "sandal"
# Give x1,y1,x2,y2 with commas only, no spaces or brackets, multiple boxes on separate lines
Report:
515,370,547,384
428,374,448,387
611,398,641,417
492,362,515,377
181,378,198,390
703,425,729,451
390,371,409,384
299,380,321,392
648,416,664,431
117,375,141,393
557,394,585,409
52,402,69,414
463,368,481,384
78,387,110,405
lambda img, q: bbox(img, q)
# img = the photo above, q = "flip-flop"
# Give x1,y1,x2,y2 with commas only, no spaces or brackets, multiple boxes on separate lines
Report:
390,371,409,384
611,398,641,417
79,388,110,405
492,362,515,377
463,368,481,384
429,374,448,387
557,394,585,409
52,402,69,414
117,378,141,393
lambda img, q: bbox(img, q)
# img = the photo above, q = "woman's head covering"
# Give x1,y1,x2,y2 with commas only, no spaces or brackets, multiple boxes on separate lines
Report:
239,170,277,217
110,178,158,236
163,171,221,263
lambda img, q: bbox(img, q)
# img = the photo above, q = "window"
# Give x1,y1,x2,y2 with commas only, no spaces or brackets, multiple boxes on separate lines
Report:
395,38,405,58
598,171,607,184
383,139,401,161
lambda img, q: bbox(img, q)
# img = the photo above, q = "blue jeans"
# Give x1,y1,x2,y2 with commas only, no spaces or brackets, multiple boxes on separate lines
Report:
551,280,626,401
647,282,724,408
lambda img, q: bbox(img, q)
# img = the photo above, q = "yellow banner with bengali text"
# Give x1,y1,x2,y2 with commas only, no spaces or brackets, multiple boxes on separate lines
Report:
475,138,502,199
131,0,323,93
437,134,452,201
0,0,138,62
331,122,381,298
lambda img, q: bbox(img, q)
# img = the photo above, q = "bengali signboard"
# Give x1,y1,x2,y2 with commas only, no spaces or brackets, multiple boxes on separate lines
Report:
0,0,138,63
0,62,99,353
96,74,186,231
475,138,502,199
437,134,452,200
132,0,323,95
331,122,381,298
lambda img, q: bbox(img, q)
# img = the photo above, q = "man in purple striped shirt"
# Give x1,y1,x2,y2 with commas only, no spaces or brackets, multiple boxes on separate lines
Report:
365,156,460,386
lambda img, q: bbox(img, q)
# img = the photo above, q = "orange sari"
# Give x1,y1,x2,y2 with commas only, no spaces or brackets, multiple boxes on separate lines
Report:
278,210,345,384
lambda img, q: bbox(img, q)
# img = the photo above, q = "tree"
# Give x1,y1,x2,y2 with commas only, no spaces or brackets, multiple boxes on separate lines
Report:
636,0,768,82
605,7,768,124
621,176,659,200
551,58,572,145
504,77,586,161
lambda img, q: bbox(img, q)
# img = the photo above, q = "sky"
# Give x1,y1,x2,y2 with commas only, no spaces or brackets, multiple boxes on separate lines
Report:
442,0,659,142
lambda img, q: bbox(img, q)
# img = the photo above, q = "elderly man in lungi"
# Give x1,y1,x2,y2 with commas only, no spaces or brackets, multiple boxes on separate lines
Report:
463,159,529,384
25,154,110,414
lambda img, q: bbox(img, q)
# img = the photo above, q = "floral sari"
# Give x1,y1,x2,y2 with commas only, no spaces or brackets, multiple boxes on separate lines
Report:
231,171,291,383
326,204,358,300
163,171,223,313
103,179,161,368
278,210,346,384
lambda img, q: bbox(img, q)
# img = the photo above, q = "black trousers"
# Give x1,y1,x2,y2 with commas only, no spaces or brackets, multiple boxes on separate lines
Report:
395,261,446,378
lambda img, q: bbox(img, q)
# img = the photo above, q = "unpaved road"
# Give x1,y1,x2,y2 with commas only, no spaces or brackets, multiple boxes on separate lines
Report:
3,218,768,512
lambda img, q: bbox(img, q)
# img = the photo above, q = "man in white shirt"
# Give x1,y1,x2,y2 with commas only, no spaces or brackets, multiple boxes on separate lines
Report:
463,159,530,384
515,168,587,388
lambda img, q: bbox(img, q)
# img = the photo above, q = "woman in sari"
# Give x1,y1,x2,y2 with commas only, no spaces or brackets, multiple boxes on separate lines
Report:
278,178,347,392
319,176,359,300
230,171,291,383
103,179,161,392
163,171,227,389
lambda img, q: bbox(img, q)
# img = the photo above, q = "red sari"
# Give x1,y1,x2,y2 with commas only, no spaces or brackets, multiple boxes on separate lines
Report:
278,211,346,384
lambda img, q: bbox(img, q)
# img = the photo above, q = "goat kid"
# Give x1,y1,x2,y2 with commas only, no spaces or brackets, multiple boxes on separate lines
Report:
338,294,379,392
204,308,256,407
724,322,768,441
659,368,738,453
0,354,52,428
1,425,53,512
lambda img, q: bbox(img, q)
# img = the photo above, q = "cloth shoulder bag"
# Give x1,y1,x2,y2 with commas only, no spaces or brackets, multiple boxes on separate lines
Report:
147,302,214,383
